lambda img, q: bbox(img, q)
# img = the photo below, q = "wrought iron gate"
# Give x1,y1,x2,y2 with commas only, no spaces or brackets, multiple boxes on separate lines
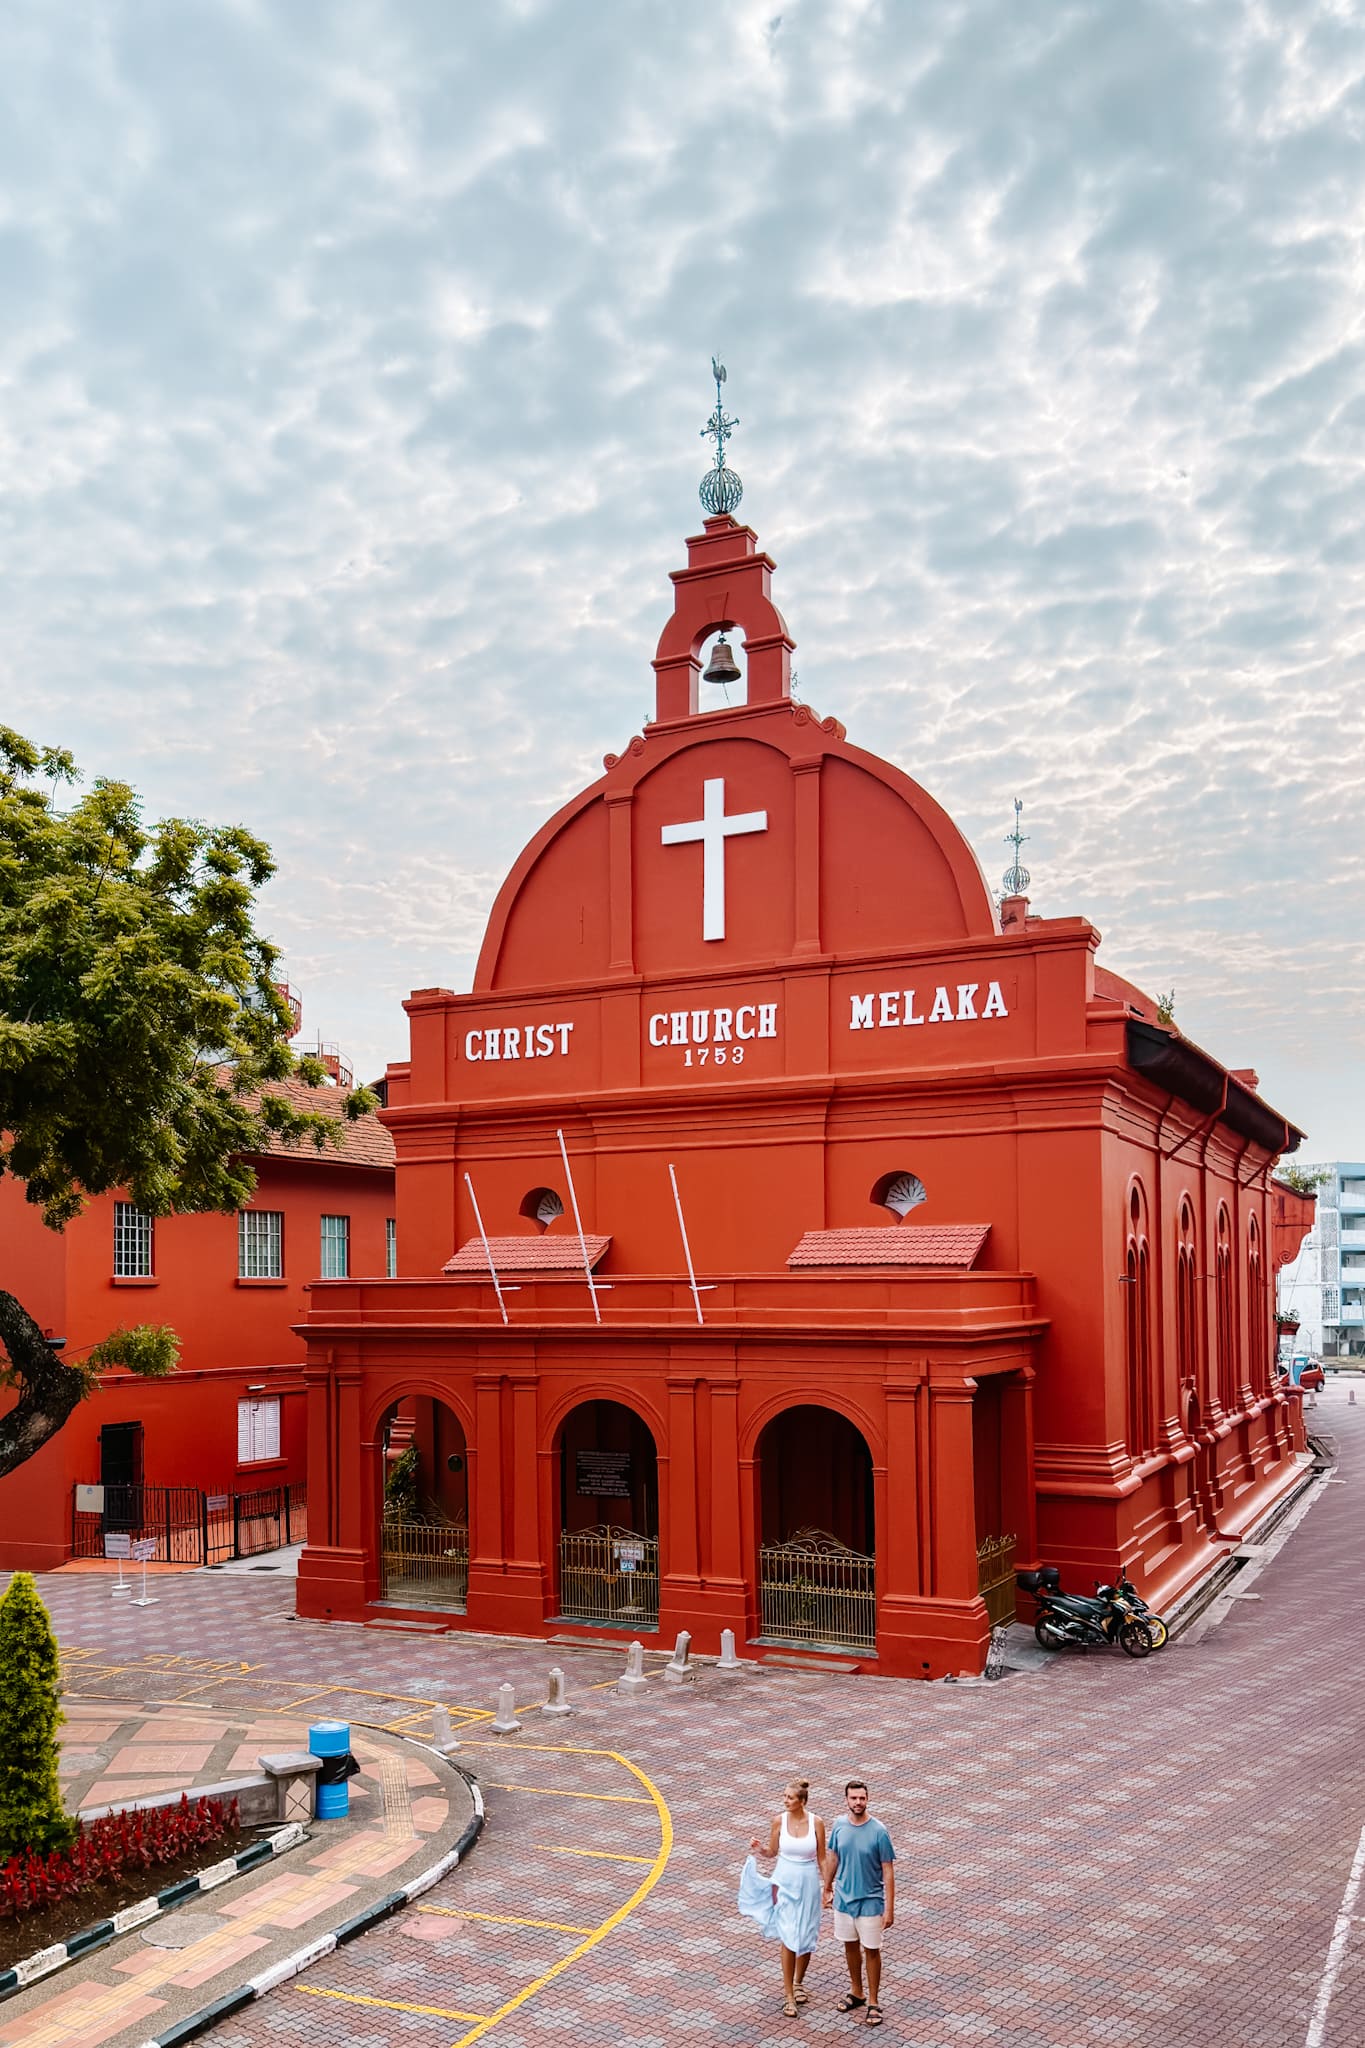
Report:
71,1482,307,1567
759,1528,876,1652
557,1525,660,1628
381,1515,469,1610
976,1533,1017,1627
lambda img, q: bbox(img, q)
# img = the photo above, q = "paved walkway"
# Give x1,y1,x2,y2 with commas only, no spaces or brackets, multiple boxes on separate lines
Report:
1,1707,476,2048
3,1381,1361,2045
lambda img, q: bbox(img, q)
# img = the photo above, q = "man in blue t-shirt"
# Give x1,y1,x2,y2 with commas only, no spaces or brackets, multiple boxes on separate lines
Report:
822,1779,896,2026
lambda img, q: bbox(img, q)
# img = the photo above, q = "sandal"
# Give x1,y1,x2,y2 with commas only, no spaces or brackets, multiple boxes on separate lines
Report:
783,1998,799,2017
794,1988,809,2005
866,2005,884,2027
838,1994,867,2012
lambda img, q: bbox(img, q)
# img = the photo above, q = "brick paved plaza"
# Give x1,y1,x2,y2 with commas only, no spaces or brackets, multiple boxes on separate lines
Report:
7,1388,1361,2047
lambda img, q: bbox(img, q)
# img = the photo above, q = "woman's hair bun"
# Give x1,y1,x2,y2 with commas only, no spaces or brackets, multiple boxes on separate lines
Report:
793,1777,810,1798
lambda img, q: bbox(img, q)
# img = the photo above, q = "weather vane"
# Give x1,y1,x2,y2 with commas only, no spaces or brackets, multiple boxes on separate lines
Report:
699,356,743,516
1002,798,1031,896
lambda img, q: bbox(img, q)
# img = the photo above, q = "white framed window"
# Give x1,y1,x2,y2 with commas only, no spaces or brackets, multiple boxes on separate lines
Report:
237,1395,281,1464
238,1209,284,1279
320,1214,350,1278
114,1202,154,1278
385,1217,397,1279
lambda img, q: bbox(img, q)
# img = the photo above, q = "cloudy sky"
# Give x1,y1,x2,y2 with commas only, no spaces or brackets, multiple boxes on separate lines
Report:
4,0,1363,1156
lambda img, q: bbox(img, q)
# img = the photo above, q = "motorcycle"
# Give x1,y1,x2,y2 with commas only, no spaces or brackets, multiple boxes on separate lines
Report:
1018,1566,1154,1659
1113,1572,1169,1650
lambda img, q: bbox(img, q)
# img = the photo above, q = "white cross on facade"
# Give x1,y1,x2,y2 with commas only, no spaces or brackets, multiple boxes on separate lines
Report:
660,777,768,942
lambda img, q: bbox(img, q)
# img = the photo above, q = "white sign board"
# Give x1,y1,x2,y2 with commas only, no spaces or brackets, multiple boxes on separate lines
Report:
206,1494,229,1511
131,1537,157,1563
103,1533,132,1560
76,1484,105,1514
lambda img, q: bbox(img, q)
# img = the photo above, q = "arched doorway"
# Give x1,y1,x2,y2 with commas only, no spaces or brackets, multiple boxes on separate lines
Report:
756,1405,876,1652
379,1396,469,1612
556,1400,659,1630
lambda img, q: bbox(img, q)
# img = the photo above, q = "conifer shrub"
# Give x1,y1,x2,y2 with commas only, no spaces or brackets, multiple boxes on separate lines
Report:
0,1573,75,1858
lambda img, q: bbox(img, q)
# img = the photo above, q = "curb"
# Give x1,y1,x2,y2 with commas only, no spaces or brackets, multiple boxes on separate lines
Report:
135,1766,485,2048
0,1821,306,2005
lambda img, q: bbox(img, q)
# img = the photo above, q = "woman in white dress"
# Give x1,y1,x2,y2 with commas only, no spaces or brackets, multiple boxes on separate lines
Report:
739,1777,827,2017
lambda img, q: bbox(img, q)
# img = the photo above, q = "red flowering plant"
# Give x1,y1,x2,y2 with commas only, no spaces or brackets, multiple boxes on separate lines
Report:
0,1795,239,1920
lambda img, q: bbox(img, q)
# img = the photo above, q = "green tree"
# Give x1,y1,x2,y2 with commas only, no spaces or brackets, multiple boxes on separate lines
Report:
0,1571,74,1857
0,725,375,1478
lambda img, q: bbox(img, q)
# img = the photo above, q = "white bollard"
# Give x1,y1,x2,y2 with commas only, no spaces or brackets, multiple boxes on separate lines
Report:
617,1640,650,1696
431,1704,461,1754
663,1628,695,1683
717,1628,744,1672
1350,1387,1357,1407
543,1666,573,1717
490,1681,522,1734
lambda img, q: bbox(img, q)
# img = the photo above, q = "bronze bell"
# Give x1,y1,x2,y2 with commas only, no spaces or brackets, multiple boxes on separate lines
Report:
703,633,741,685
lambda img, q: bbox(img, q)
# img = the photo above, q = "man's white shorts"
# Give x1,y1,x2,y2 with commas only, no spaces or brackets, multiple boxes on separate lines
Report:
832,1910,884,1948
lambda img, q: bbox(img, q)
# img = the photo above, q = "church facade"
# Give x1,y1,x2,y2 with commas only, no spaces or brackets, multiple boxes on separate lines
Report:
295,508,1310,1676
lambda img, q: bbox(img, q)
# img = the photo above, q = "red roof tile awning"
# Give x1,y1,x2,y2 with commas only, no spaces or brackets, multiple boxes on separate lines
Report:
443,1234,611,1275
787,1225,989,1269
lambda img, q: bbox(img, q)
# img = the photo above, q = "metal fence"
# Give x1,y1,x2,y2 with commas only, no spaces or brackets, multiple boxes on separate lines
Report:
557,1526,660,1629
71,1482,307,1567
381,1515,469,1610
976,1532,1017,1627
759,1528,876,1652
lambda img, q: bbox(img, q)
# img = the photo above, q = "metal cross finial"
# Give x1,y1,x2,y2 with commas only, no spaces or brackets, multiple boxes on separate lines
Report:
698,358,744,515
1002,797,1031,896
701,356,738,469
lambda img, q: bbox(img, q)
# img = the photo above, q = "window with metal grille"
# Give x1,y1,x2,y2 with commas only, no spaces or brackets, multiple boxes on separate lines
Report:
238,1209,284,1279
320,1214,350,1279
1323,1287,1340,1322
385,1217,397,1279
113,1202,154,1278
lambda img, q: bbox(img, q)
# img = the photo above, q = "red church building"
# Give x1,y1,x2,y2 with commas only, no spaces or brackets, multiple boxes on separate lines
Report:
295,498,1312,1677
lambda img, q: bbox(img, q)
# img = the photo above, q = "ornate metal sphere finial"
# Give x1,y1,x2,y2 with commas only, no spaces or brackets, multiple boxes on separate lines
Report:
1001,797,1031,896
699,355,743,516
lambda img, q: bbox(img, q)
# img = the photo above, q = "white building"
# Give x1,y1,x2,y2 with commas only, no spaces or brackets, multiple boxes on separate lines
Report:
1278,1163,1365,1360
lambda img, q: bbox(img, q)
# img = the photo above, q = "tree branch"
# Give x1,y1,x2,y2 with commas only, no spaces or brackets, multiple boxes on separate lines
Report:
0,1290,88,1480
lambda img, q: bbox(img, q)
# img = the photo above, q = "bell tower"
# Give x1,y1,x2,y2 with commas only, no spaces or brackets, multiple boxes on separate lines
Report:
650,362,797,723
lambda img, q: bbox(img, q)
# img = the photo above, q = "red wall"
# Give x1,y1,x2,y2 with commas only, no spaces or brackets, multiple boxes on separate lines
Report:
0,1155,393,1571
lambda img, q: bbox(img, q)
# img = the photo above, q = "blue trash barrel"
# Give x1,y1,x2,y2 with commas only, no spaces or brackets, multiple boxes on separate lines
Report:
310,1720,351,1819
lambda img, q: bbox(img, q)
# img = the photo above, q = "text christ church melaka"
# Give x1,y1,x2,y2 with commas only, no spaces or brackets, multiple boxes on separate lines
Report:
297,487,1311,1678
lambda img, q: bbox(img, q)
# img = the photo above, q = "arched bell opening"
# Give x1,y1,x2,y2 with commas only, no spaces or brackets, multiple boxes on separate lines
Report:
755,1404,876,1653
378,1396,469,1612
555,1399,660,1630
699,625,746,706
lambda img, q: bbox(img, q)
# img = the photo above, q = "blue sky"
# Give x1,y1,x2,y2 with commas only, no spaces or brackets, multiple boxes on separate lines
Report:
3,0,1363,1155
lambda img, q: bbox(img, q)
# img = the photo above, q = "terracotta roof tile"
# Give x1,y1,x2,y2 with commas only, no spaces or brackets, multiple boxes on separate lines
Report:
787,1225,989,1269
227,1072,396,1171
444,1233,611,1274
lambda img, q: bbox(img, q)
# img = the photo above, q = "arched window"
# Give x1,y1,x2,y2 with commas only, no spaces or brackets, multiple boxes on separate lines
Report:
1215,1205,1234,1411
1176,1198,1198,1403
1125,1180,1154,1455
1247,1213,1266,1397
870,1170,927,1219
519,1187,564,1233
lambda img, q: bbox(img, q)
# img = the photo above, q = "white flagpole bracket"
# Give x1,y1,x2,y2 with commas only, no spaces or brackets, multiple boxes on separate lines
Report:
669,1163,707,1326
464,1172,510,1325
557,1128,602,1324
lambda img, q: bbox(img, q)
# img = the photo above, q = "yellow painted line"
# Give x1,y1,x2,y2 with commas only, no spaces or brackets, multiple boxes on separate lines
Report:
297,1986,489,2022
482,1780,653,1805
450,1745,672,2048
535,1843,655,1864
420,1906,597,1935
